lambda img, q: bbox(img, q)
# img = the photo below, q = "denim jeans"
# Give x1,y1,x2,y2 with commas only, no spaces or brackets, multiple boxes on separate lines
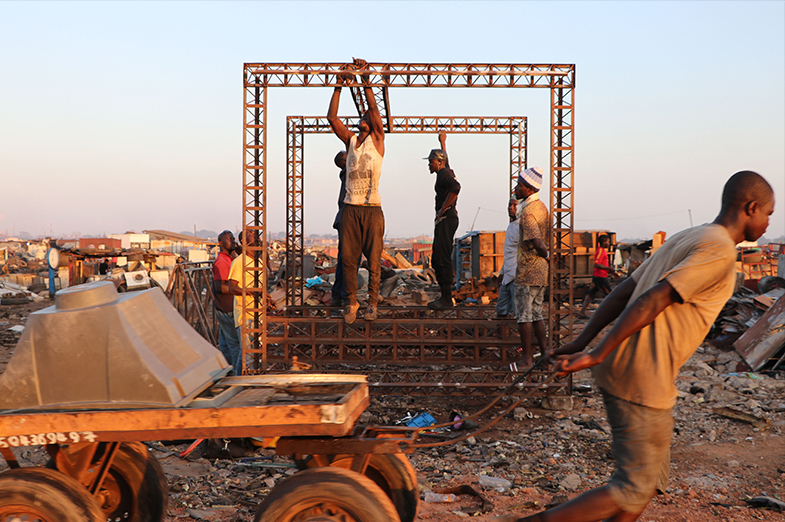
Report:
215,308,241,372
496,280,518,316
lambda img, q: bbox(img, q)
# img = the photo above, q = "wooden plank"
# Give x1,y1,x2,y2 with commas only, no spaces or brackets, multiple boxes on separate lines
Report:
0,379,369,445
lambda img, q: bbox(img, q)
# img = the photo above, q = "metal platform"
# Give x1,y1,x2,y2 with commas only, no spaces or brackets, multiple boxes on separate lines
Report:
249,306,571,397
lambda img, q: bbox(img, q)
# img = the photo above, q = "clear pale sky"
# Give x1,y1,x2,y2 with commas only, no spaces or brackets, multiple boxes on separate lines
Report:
1,1,783,242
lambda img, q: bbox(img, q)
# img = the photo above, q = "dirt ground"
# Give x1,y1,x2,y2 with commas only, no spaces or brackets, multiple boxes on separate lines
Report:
1,299,783,521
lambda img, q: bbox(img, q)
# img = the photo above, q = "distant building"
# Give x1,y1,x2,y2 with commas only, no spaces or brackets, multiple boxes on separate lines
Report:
144,230,216,256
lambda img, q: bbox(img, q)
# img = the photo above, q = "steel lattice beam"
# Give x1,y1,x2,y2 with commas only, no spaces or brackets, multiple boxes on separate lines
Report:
244,63,575,88
548,86,575,348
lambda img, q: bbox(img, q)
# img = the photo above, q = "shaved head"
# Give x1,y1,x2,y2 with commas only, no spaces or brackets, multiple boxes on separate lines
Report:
721,171,773,211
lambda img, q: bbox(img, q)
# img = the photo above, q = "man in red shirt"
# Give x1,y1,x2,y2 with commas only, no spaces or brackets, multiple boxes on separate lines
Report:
212,230,240,372
578,234,615,319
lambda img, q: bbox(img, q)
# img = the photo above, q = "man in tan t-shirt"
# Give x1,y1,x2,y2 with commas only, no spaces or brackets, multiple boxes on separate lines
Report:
496,171,774,522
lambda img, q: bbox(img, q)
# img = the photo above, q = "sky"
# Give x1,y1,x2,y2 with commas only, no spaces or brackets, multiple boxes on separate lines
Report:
0,1,783,243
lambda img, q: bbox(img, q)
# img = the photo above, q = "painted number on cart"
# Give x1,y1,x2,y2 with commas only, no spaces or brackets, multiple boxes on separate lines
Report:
0,431,98,448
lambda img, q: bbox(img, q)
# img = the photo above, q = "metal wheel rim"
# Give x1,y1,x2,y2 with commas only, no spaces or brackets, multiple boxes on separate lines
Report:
0,506,53,522
96,472,132,520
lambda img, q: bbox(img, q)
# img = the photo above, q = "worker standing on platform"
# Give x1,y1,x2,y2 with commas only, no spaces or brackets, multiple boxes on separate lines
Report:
497,197,519,318
425,130,461,309
511,167,549,370
495,171,774,522
327,58,385,324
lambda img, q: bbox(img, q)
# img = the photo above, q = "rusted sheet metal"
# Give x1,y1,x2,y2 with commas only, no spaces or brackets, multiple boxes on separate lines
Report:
733,294,785,370
0,376,369,445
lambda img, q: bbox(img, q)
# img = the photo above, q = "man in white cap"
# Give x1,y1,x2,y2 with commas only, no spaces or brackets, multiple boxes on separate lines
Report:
510,167,549,369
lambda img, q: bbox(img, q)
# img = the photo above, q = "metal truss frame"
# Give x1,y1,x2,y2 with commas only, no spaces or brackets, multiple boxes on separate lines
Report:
242,62,576,377
286,115,527,308
261,307,571,398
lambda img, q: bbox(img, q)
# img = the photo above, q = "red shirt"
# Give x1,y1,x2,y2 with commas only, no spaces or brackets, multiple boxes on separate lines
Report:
213,251,232,281
213,251,234,313
593,247,609,278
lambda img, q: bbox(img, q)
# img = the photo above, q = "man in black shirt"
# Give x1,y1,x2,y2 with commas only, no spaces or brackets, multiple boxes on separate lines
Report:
425,130,461,309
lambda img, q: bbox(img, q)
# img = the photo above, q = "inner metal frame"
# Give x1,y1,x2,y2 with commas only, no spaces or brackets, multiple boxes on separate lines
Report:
242,63,575,377
286,115,528,308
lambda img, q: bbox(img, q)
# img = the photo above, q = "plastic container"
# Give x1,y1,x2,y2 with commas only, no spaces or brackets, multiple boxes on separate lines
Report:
405,412,437,428
423,492,458,503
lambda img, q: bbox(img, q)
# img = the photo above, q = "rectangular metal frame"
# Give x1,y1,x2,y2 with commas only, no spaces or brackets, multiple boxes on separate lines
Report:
242,62,575,377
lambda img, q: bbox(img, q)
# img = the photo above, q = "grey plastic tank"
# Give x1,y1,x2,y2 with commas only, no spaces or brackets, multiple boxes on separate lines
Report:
0,281,229,411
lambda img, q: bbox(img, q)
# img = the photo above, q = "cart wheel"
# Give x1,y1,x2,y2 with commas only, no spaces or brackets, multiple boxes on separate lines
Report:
51,442,168,522
254,467,401,522
301,454,419,522
99,442,168,522
0,467,105,522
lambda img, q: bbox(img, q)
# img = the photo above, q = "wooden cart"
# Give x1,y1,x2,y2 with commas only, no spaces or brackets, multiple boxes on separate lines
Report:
0,373,419,522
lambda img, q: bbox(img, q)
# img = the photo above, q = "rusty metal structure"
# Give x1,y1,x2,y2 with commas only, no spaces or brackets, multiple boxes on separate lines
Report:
242,62,576,389
166,261,218,346
286,115,528,308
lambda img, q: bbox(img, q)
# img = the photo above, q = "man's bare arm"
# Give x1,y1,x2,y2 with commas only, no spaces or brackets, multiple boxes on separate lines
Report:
531,237,548,259
549,277,638,358
354,58,385,155
555,279,681,374
327,84,352,147
438,130,450,169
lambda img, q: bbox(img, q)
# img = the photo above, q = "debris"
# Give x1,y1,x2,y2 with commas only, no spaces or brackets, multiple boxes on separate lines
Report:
304,276,324,288
712,406,769,430
412,289,430,305
478,475,512,493
559,473,581,491
437,485,494,514
395,253,414,269
405,412,437,428
423,492,458,503
733,291,785,370
745,496,785,512
541,396,574,411
513,407,533,421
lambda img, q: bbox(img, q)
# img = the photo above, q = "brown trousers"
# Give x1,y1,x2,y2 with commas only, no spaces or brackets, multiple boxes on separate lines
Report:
340,205,385,306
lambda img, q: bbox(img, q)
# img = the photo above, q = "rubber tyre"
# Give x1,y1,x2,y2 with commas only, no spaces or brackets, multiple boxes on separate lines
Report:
50,442,168,522
254,467,401,522
323,454,418,522
758,275,785,294
103,442,168,522
0,467,105,522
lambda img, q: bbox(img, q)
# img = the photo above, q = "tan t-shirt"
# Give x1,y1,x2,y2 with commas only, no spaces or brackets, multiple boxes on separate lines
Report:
593,223,737,409
228,253,262,328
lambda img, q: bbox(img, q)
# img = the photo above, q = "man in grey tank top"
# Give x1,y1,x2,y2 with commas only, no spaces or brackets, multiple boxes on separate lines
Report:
327,58,386,324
